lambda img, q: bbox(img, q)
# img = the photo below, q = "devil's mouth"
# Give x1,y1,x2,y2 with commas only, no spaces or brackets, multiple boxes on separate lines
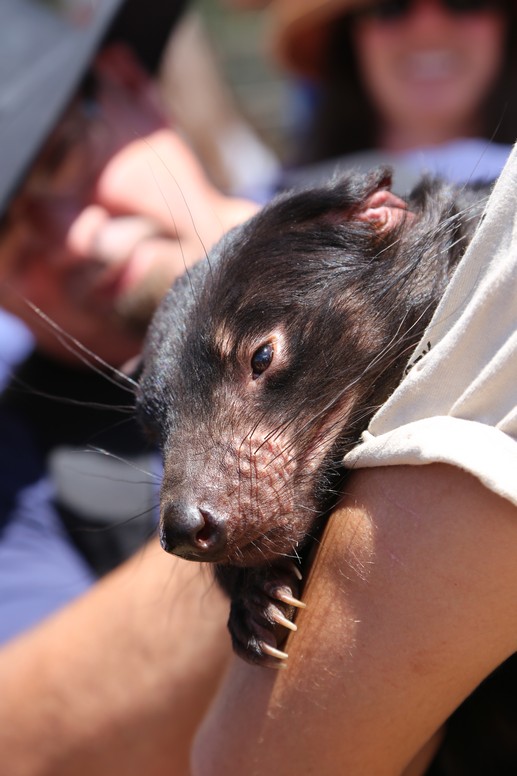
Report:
223,523,309,568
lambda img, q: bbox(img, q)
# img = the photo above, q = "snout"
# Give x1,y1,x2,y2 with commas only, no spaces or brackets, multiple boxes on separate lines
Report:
160,501,228,562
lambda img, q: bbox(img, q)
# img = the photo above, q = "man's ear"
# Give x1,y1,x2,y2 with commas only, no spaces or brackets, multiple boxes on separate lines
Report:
355,188,414,234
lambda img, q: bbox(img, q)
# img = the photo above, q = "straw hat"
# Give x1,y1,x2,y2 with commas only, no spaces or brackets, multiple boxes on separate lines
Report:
268,0,372,80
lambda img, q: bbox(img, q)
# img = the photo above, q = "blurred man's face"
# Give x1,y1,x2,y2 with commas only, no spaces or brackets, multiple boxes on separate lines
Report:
0,45,253,366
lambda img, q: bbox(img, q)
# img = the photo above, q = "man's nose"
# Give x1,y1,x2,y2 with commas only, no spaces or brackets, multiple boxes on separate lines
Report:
65,204,110,261
66,205,162,265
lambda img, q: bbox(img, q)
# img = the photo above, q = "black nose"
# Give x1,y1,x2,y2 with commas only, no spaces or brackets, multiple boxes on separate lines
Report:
159,501,227,561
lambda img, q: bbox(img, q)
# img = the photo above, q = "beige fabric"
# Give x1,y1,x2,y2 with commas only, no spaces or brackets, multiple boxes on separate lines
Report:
344,143,517,506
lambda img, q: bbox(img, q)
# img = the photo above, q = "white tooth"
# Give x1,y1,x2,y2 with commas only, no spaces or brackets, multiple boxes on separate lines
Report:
407,51,455,80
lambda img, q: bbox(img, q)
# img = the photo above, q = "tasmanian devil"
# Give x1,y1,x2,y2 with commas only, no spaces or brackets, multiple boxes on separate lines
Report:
136,166,489,670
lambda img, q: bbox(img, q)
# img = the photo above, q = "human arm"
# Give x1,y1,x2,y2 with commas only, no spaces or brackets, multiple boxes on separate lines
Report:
192,140,517,775
0,538,231,776
193,463,517,775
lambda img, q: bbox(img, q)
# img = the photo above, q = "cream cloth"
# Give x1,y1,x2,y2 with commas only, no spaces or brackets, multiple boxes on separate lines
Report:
344,143,517,507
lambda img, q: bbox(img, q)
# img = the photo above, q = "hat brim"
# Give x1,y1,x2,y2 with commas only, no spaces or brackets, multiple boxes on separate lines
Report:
269,0,369,80
0,0,185,217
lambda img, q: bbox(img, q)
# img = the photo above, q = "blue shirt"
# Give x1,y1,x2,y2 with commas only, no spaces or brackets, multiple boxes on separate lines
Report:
0,315,159,644
0,413,95,641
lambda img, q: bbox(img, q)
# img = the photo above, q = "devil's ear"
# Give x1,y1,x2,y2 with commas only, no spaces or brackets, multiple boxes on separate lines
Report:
354,171,414,234
249,166,414,239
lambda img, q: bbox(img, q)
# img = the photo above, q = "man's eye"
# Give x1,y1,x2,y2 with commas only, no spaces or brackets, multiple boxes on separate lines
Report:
251,343,274,378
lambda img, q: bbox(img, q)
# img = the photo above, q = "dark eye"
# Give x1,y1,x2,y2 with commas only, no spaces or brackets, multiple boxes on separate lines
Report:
251,343,274,379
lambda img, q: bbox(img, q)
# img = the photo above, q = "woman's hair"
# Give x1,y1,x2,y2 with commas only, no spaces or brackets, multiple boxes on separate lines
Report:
294,4,517,166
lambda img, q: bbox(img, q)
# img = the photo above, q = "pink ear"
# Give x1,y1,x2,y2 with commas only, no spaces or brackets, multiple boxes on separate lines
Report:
356,190,414,233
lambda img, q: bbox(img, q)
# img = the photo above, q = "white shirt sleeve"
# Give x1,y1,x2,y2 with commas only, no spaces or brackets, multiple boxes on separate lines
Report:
344,143,517,508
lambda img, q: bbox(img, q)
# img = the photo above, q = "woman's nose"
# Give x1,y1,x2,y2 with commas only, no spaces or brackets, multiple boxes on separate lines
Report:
404,0,456,32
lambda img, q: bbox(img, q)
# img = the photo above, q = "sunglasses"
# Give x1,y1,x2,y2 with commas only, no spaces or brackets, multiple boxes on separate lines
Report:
22,74,106,198
357,0,502,22
0,74,109,237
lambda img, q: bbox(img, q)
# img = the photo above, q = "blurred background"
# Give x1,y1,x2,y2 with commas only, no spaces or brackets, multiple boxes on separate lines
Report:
158,0,288,198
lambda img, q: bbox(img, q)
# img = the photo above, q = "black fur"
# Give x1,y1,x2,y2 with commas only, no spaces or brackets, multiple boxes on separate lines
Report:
138,168,516,772
138,168,487,654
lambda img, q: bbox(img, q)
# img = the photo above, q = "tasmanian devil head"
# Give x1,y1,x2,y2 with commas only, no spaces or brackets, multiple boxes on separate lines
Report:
138,167,482,570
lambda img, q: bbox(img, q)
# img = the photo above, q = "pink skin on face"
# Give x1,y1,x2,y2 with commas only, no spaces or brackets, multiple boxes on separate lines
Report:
0,46,258,366
352,0,506,150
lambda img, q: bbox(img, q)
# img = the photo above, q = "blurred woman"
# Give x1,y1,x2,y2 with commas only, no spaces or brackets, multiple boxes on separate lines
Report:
270,0,515,188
